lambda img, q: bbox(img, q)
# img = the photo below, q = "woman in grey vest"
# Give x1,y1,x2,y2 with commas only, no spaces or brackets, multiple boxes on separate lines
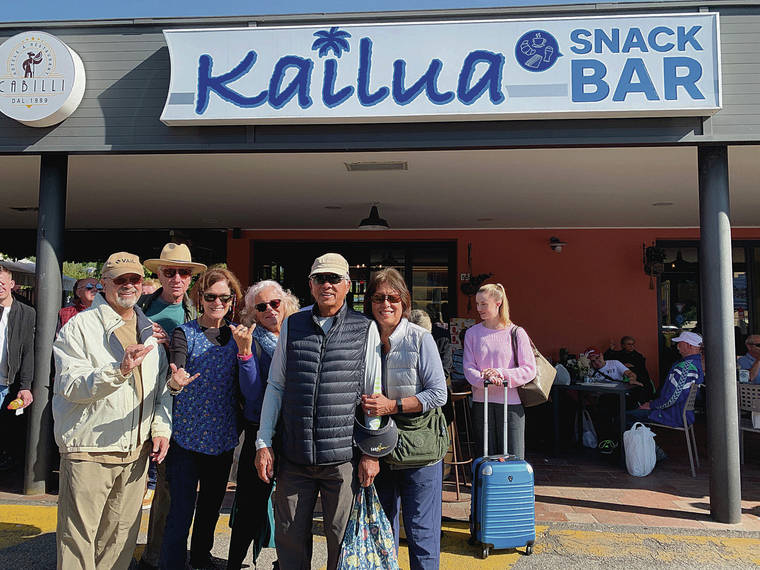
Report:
361,268,448,570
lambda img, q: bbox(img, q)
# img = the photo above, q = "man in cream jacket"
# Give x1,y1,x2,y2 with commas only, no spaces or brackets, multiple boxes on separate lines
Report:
53,252,171,570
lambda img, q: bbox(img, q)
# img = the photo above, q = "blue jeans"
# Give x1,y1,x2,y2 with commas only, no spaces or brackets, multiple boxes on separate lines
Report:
160,442,233,569
626,408,652,429
375,460,442,570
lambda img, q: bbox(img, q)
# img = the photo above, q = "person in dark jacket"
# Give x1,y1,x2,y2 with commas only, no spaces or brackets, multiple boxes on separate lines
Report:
138,242,206,570
0,265,35,470
227,279,299,570
254,253,382,570
627,331,704,428
604,336,655,402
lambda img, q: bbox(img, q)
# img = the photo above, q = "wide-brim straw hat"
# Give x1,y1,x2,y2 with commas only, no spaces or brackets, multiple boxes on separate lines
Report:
143,243,207,275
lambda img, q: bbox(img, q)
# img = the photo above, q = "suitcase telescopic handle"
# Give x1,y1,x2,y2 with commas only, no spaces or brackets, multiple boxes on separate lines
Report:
482,378,509,458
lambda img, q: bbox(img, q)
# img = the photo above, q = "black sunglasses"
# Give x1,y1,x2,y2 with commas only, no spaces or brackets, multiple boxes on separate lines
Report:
81,283,103,291
203,293,234,304
255,299,281,312
747,342,760,347
162,268,193,278
311,273,344,285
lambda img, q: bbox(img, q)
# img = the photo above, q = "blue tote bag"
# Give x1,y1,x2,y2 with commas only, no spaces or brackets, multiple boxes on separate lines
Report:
337,485,400,570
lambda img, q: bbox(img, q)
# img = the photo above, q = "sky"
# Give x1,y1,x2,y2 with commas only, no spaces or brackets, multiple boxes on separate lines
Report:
1,0,662,23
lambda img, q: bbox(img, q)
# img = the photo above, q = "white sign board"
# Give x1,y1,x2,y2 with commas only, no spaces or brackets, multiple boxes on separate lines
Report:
0,31,86,127
161,13,721,126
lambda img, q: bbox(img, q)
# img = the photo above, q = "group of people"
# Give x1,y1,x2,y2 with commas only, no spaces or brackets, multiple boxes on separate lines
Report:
52,246,503,570
9,239,728,569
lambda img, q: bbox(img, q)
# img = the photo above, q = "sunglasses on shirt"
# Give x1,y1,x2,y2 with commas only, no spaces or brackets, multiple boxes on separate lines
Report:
255,299,281,312
311,273,344,285
111,275,143,286
162,268,193,278
203,293,234,304
371,294,402,304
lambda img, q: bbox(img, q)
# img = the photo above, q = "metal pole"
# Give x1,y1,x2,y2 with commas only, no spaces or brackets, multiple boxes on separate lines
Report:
698,145,741,523
24,154,67,495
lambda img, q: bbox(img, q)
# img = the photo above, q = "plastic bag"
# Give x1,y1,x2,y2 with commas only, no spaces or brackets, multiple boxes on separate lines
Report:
624,422,656,477
581,409,598,449
336,485,400,570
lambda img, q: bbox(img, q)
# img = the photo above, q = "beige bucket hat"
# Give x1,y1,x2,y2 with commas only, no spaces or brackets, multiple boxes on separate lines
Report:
143,243,207,275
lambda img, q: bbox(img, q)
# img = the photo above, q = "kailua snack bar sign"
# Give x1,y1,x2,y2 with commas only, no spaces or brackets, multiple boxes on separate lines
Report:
161,13,721,125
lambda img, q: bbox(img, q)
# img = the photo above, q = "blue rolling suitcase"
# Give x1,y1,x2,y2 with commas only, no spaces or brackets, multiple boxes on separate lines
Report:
470,380,535,558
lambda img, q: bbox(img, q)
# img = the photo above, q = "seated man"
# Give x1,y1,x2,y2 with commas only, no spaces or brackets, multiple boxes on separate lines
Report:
604,336,656,400
628,331,704,428
738,334,760,384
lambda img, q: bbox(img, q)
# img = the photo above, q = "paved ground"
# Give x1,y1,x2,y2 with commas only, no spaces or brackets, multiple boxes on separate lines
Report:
0,426,759,568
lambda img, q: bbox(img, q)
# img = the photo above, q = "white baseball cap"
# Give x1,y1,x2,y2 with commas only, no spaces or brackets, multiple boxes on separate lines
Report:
672,331,703,347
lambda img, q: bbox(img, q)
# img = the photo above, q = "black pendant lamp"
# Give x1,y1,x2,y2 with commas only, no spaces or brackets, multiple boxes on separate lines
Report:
358,205,389,230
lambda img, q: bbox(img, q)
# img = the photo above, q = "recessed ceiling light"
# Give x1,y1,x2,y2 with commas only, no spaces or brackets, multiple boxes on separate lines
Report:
477,217,494,222
324,206,342,210
652,201,674,207
345,161,408,172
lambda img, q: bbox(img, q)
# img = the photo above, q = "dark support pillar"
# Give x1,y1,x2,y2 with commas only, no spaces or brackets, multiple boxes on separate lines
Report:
698,145,741,523
24,154,67,495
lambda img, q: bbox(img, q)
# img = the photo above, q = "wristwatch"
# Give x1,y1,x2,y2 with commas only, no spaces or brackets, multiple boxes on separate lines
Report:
396,398,404,413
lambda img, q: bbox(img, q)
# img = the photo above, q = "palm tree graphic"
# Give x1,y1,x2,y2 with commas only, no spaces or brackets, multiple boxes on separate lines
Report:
312,27,352,58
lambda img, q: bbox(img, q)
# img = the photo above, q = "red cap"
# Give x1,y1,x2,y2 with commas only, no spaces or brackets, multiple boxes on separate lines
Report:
585,347,600,358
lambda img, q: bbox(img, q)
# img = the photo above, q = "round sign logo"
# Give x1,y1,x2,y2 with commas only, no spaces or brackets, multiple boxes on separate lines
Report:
0,31,86,127
514,30,562,73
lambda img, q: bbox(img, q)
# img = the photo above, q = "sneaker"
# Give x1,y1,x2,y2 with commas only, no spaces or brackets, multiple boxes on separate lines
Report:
598,440,618,455
142,488,154,510
655,445,668,463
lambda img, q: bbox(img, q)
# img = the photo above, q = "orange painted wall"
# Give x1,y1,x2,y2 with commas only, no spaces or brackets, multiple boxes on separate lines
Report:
227,227,760,382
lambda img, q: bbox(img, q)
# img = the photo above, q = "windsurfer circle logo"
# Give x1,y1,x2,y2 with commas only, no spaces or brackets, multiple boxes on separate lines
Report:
514,30,562,73
0,31,86,127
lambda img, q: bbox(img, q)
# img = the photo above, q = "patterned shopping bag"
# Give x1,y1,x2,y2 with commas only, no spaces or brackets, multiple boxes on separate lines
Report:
336,484,400,570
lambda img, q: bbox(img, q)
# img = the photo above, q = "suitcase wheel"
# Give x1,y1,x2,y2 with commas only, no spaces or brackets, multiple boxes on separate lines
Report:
526,542,534,555
481,545,490,559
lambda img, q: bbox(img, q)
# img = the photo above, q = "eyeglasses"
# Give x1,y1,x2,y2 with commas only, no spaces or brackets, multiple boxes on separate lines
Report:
112,275,143,286
162,268,193,278
255,299,281,312
747,342,760,347
80,283,103,291
203,293,234,304
311,273,344,285
371,294,402,304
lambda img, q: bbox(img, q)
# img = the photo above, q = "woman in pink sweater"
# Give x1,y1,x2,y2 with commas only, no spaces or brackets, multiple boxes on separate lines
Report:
463,283,536,459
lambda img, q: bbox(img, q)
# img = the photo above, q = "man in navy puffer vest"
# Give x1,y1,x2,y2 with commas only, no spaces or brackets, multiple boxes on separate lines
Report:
255,253,382,570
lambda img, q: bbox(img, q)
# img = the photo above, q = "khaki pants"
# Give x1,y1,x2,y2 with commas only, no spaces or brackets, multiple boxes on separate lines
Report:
273,457,357,570
141,460,170,566
57,452,149,570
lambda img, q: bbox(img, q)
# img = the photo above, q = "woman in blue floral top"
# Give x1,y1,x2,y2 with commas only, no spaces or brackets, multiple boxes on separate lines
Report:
160,268,258,570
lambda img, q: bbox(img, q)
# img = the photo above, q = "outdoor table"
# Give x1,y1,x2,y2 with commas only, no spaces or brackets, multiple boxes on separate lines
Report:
552,381,633,467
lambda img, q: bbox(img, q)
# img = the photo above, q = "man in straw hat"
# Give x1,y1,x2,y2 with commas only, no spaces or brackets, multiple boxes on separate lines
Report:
53,252,171,569
137,242,206,570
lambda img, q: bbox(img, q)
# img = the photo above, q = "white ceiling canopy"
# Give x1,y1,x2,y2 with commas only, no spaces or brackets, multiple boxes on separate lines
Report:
0,145,758,230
